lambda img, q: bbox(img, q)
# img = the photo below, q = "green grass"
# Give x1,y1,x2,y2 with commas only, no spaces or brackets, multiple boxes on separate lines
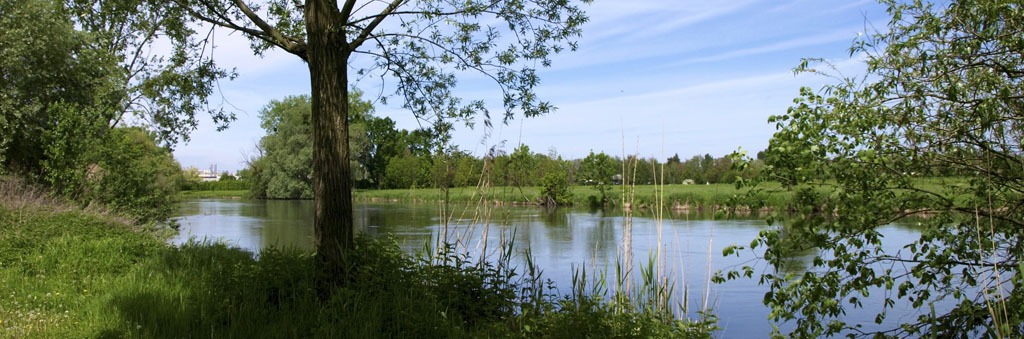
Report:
178,189,249,199
354,183,794,211
0,201,714,338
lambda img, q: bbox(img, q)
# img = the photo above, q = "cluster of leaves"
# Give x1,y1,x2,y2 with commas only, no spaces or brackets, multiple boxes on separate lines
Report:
578,151,618,206
724,0,1024,337
539,170,574,206
80,128,183,222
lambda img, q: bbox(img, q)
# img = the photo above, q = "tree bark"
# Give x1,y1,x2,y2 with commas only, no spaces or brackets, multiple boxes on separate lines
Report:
305,0,353,296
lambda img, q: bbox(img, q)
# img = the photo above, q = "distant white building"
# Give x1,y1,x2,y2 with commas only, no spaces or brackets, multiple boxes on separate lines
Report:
197,169,219,182
198,165,220,182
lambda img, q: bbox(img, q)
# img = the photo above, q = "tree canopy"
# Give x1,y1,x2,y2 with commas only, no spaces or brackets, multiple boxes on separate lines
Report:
736,0,1024,337
0,0,227,221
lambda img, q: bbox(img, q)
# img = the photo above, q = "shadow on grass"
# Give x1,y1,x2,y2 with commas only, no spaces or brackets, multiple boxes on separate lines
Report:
102,238,513,338
101,236,715,338
104,242,331,338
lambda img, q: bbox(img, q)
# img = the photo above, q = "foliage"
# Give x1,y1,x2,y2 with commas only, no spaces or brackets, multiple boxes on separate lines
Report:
256,95,315,199
218,172,236,181
179,189,248,199
250,93,376,198
247,93,442,196
383,154,431,189
0,0,114,174
0,0,231,221
183,180,250,192
508,144,537,187
452,155,483,188
730,1,1024,337
578,151,619,207
352,183,791,212
539,169,574,206
80,128,183,222
357,116,401,187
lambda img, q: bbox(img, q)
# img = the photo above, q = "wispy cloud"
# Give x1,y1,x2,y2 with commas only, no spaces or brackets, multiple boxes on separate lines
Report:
175,0,892,170
669,29,860,66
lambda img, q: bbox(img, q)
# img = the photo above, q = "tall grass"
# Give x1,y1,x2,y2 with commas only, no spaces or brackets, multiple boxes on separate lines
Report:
1,175,715,338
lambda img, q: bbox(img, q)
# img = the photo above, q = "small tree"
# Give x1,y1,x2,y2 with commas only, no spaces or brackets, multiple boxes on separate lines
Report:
84,127,182,222
731,1,1024,337
539,170,572,206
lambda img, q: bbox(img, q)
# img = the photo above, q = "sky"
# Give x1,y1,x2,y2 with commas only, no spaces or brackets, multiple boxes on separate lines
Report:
172,0,893,173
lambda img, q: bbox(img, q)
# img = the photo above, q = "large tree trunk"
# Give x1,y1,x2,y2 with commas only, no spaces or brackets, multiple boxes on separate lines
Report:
305,0,353,296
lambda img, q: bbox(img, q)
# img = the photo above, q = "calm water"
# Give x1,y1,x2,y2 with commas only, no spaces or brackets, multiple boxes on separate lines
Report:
172,199,930,337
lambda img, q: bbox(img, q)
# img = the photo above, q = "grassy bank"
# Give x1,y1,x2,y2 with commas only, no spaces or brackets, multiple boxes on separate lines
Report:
179,184,769,211
179,189,248,199
2,195,714,337
354,183,792,211
353,178,972,213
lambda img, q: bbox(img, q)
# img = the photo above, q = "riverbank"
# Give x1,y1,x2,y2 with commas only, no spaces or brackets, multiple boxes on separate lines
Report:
179,189,248,199
178,183,790,213
2,193,714,337
180,178,968,215
352,183,792,212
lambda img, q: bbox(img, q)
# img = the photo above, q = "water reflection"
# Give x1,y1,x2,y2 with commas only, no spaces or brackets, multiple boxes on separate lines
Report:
171,199,928,337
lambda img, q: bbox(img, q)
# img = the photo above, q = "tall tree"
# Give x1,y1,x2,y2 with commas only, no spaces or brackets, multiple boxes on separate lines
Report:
253,92,374,198
258,95,316,199
171,0,591,291
733,0,1024,336
357,116,408,187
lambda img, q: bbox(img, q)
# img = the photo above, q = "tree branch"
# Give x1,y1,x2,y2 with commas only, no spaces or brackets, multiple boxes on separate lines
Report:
229,0,307,55
348,0,404,51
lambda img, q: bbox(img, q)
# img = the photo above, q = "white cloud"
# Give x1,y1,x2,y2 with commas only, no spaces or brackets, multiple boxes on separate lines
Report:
669,29,860,65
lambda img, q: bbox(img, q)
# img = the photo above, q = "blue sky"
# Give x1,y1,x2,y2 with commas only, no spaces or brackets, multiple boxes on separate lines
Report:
173,0,892,173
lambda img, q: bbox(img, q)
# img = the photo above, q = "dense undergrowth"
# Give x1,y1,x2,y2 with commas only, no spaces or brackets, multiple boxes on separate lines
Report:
1,186,715,338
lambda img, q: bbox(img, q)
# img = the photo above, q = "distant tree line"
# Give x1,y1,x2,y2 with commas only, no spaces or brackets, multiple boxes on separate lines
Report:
242,95,766,200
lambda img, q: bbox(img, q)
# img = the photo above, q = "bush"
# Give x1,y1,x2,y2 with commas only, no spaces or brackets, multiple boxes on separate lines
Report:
80,128,181,222
539,171,573,206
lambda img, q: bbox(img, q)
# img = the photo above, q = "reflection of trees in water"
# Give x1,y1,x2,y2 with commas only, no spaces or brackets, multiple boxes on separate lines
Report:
537,207,572,248
587,212,617,264
259,200,314,249
772,224,819,276
541,207,569,228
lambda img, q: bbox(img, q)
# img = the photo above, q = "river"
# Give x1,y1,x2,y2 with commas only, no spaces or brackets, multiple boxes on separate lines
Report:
171,199,929,337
